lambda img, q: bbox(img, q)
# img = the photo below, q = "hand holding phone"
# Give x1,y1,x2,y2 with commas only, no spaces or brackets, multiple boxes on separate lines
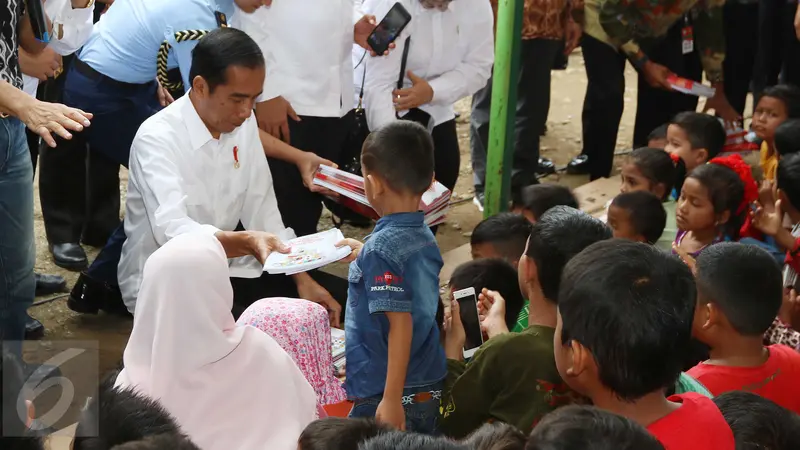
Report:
26,0,51,43
366,2,411,56
454,287,484,358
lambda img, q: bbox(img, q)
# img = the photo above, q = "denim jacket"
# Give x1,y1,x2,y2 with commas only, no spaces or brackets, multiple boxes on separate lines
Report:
344,212,447,400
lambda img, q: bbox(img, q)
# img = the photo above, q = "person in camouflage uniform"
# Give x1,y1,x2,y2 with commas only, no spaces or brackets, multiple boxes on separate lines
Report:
569,0,739,181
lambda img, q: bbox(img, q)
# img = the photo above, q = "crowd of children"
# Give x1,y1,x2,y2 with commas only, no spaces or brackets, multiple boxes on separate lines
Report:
7,95,800,449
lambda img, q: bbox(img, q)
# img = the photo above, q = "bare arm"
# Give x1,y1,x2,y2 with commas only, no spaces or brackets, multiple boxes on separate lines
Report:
0,80,35,116
19,5,53,54
375,311,413,429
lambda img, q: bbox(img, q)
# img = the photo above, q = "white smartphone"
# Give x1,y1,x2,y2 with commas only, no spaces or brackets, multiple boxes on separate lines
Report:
454,287,484,358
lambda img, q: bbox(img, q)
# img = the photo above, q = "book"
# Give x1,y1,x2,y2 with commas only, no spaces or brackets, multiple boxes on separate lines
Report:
331,328,346,361
263,228,352,275
313,166,451,226
667,75,716,98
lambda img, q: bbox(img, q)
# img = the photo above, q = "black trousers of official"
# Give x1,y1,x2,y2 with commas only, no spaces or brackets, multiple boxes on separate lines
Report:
753,0,800,100
722,1,760,116
580,21,701,180
32,55,121,246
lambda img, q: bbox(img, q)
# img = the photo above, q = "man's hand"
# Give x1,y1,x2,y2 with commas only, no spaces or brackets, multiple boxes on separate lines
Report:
444,298,466,360
704,85,741,124
19,99,92,147
375,397,405,430
296,151,338,195
564,20,582,55
354,15,396,56
215,230,289,264
477,289,509,339
393,71,433,111
295,273,342,327
641,61,673,90
19,47,61,81
255,97,300,143
156,80,174,107
335,238,363,263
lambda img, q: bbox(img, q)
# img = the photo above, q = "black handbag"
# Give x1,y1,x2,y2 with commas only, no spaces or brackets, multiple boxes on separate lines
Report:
325,37,412,227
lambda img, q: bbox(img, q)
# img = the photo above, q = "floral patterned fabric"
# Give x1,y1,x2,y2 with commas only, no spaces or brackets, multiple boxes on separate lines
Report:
237,298,347,406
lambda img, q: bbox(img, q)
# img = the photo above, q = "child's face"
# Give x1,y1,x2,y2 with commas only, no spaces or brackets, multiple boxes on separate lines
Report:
676,177,718,232
607,204,646,243
753,96,788,142
620,163,654,195
666,124,707,173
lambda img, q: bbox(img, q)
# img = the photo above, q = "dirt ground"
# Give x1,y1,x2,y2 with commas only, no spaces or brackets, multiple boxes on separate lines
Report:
24,49,644,428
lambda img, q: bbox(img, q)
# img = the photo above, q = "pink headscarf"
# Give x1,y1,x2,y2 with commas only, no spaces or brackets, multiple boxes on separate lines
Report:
115,233,318,450
237,298,347,406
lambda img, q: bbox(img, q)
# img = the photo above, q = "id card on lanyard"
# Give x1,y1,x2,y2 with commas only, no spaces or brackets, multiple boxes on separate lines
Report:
681,16,694,55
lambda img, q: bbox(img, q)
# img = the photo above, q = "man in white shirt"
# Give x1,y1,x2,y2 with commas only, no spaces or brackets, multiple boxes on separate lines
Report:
234,1,384,237
110,28,341,321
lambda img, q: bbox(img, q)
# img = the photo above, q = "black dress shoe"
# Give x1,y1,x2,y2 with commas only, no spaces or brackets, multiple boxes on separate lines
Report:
537,157,556,175
566,154,591,175
50,243,88,271
68,272,131,317
34,272,67,297
25,315,45,340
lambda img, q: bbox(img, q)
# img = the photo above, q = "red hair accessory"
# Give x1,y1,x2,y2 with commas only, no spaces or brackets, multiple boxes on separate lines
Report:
669,152,681,165
709,154,760,239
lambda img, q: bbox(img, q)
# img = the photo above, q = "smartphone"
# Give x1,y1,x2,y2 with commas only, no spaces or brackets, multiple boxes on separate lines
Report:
454,287,484,359
367,2,412,55
26,0,51,43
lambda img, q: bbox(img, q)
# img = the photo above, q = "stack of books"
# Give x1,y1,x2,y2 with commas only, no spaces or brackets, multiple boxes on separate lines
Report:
667,75,716,98
331,328,346,372
313,165,451,226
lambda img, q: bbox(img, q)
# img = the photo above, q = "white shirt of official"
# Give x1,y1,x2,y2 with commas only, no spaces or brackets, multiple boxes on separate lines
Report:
118,94,294,313
22,0,94,96
356,0,493,130
232,0,360,118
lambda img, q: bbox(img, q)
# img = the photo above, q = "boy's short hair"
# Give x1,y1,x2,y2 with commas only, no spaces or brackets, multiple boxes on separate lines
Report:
471,213,533,261
778,153,800,210
73,372,189,450
610,191,667,244
670,112,726,159
1,351,44,450
559,240,696,401
298,418,391,450
526,206,611,302
109,434,200,450
462,423,526,450
713,391,800,450
627,147,676,200
647,124,668,143
775,119,800,157
695,242,783,336
361,121,434,195
450,259,525,330
761,84,800,118
517,185,579,221
360,431,467,450
526,405,665,450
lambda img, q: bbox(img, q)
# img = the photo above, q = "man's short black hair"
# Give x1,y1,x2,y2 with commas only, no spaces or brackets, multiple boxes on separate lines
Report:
462,423,526,450
611,191,667,244
695,242,783,336
189,27,264,92
471,213,533,261
517,185,579,221
559,240,696,401
361,121,434,195
525,206,611,302
526,405,665,450
775,119,800,157
761,84,800,119
298,418,391,450
670,112,726,158
778,153,800,210
450,259,525,330
627,147,676,200
73,372,190,450
109,434,200,450
360,431,467,450
647,124,668,143
714,391,800,450
1,351,44,450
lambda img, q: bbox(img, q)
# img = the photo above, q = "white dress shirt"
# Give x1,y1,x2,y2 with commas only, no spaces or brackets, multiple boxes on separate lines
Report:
232,0,359,118
118,94,294,313
356,0,494,130
22,0,94,96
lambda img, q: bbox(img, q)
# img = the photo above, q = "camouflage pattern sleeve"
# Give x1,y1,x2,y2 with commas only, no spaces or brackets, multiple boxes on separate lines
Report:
692,0,726,83
597,0,645,66
570,0,585,26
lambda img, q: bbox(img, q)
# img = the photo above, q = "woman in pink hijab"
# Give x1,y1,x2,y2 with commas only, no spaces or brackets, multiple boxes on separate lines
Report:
115,233,318,450
237,298,347,406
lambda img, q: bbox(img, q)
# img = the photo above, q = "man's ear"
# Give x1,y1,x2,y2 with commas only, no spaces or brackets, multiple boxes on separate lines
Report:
191,76,207,96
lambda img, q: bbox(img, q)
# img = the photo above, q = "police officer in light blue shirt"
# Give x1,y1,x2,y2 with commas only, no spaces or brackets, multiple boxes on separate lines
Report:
63,0,271,315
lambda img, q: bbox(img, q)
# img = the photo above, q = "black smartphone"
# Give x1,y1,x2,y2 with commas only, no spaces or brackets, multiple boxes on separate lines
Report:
367,2,412,55
26,0,51,43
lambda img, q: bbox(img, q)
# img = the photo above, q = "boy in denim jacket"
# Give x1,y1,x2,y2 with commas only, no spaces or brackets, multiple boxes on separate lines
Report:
337,121,446,433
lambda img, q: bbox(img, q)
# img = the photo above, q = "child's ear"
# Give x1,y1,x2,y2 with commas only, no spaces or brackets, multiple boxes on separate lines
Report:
716,210,732,227
570,340,592,378
366,174,383,195
652,183,667,201
696,302,714,331
696,148,710,165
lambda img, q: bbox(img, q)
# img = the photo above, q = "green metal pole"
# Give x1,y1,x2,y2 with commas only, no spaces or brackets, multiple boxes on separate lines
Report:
483,0,524,218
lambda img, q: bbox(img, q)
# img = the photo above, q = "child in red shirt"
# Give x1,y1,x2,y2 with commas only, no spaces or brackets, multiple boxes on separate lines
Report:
688,242,800,414
555,240,734,450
